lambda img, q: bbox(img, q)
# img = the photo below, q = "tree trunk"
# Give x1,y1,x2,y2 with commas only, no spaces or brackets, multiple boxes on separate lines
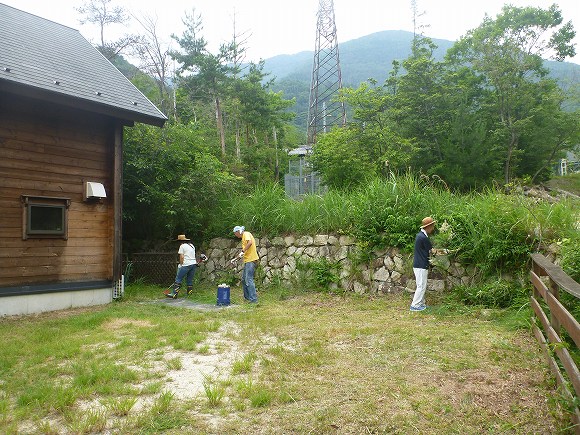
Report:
252,129,258,145
504,128,518,185
273,126,279,181
215,96,226,157
531,141,564,184
235,121,241,160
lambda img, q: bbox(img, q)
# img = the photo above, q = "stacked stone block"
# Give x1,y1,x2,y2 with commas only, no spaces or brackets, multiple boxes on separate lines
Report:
202,234,474,295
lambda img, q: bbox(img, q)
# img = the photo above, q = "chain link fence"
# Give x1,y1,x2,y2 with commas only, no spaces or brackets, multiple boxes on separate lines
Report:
284,160,327,198
123,252,177,285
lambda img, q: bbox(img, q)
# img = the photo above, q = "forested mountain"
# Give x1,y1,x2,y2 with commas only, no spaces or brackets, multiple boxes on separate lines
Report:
265,30,580,129
266,31,453,86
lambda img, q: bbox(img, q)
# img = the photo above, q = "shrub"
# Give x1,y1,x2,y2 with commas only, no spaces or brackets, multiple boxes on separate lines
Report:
296,257,340,290
451,280,528,308
441,190,538,275
349,174,452,251
559,236,580,283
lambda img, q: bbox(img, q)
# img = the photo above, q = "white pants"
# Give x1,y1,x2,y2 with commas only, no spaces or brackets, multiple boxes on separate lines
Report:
411,268,429,307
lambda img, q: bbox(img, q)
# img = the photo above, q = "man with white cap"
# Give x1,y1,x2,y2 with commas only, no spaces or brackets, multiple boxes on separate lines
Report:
410,217,437,311
233,226,259,303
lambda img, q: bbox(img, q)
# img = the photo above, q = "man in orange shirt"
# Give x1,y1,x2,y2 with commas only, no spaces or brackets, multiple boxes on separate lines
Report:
233,226,259,303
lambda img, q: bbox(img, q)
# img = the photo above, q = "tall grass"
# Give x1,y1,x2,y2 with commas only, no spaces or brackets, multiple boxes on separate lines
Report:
219,183,351,235
215,174,578,279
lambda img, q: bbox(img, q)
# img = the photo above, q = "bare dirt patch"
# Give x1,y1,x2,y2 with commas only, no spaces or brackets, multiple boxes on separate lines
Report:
162,321,242,400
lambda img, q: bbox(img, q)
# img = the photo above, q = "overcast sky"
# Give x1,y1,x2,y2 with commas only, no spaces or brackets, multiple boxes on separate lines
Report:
3,0,580,65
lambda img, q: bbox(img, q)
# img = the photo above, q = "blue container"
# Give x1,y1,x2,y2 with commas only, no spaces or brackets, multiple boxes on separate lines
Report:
216,285,230,306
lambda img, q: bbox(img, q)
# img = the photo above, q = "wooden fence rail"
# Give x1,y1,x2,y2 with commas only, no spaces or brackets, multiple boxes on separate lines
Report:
530,253,580,433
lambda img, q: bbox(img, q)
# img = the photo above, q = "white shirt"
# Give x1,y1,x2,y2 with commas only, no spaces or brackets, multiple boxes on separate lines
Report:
178,243,197,266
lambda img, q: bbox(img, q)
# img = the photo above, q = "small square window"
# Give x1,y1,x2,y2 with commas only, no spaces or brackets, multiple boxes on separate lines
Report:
21,196,70,240
28,204,65,235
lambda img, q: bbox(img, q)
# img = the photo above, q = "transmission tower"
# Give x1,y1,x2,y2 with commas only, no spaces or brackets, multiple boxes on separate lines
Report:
306,0,346,145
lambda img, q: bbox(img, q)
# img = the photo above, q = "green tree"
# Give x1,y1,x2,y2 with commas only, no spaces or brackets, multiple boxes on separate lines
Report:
447,4,576,185
171,9,240,157
310,126,377,190
390,36,448,171
122,122,238,251
519,82,580,183
311,71,419,189
233,62,295,182
428,61,498,189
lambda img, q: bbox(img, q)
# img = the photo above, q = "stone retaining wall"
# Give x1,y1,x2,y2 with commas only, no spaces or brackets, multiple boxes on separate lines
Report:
202,234,475,295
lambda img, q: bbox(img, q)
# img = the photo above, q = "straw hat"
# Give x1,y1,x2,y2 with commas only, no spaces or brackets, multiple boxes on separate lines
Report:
420,217,436,229
176,234,190,241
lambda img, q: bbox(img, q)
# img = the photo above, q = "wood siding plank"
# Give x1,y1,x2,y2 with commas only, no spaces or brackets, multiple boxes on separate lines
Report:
0,95,116,289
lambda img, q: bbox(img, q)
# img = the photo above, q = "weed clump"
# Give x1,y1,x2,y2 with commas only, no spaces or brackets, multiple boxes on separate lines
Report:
449,280,528,309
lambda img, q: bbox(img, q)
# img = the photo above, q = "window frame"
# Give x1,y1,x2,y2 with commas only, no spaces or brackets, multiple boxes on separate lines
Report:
21,195,71,240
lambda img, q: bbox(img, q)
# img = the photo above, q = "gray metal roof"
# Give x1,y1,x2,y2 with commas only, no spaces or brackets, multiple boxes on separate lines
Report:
0,3,167,127
288,145,312,156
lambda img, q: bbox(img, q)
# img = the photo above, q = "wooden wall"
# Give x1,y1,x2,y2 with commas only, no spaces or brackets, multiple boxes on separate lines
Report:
0,94,116,288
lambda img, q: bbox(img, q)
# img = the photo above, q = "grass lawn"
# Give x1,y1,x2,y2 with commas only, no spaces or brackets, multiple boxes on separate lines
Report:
0,283,574,434
546,173,580,197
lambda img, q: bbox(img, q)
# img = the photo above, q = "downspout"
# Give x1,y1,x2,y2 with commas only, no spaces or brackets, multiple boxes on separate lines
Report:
113,122,123,293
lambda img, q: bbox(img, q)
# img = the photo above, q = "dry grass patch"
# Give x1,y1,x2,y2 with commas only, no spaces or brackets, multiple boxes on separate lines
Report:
101,318,156,330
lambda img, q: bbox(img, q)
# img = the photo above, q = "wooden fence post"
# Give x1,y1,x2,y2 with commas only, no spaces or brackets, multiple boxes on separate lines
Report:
529,253,580,434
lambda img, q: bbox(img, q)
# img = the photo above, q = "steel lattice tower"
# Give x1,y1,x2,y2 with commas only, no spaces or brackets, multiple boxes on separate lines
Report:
306,0,346,145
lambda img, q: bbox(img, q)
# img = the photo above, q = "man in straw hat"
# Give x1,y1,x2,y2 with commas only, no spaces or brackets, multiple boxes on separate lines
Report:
166,234,201,299
410,217,439,311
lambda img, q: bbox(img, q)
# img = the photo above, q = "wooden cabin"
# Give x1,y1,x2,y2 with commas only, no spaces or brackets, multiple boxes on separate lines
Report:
0,4,167,315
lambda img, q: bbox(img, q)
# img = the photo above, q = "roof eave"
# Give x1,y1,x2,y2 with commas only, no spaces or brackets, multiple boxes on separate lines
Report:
0,80,167,127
